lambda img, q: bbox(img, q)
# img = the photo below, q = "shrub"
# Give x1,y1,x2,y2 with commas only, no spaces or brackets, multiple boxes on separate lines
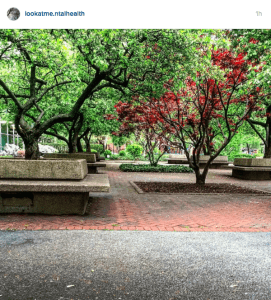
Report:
126,144,143,160
109,154,119,160
228,153,263,161
90,144,104,153
90,149,97,153
104,149,112,156
153,147,162,155
119,150,126,157
121,154,134,160
119,163,193,173
252,153,263,158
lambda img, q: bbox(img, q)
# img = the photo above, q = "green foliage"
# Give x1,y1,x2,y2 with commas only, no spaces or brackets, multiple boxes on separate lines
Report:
118,150,126,157
108,154,119,160
90,149,97,153
119,163,193,173
126,144,143,160
112,135,129,147
121,154,135,160
104,149,112,156
228,153,263,162
90,144,103,153
153,148,162,155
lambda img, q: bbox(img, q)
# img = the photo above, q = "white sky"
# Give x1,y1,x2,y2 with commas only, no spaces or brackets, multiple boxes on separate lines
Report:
0,0,270,29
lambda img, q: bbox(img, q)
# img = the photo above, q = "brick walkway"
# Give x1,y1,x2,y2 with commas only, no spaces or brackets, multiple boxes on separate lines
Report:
1,163,271,232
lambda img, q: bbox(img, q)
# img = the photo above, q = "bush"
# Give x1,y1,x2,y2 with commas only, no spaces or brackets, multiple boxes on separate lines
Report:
228,153,263,161
90,144,104,153
90,149,97,153
121,154,134,160
104,149,112,156
109,154,119,160
126,144,143,160
119,163,193,173
118,150,126,157
153,147,162,155
252,153,263,158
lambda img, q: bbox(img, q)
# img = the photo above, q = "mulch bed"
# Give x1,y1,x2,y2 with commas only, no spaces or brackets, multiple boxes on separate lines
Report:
134,182,270,194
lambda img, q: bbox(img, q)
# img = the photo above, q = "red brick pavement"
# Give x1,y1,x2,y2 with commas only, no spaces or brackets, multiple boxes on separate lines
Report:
0,165,271,232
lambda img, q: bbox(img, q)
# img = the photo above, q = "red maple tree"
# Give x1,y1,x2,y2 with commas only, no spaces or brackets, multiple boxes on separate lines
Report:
141,49,263,184
106,99,170,166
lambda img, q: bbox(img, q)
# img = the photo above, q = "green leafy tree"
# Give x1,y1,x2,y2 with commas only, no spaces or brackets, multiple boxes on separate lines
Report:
0,29,196,159
126,144,143,160
228,29,271,157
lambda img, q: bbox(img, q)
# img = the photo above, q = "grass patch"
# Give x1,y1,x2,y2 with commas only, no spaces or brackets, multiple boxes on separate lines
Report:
119,163,193,173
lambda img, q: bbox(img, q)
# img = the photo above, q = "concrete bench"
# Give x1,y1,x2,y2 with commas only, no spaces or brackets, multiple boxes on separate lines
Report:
168,156,229,169
0,159,110,215
232,158,271,180
87,163,106,174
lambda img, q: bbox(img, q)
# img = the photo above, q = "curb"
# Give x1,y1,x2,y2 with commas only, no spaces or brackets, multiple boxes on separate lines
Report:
129,181,144,194
129,181,271,196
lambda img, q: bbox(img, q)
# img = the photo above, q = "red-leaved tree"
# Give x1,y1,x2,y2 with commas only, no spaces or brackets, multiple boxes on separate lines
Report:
106,100,170,166
141,49,264,184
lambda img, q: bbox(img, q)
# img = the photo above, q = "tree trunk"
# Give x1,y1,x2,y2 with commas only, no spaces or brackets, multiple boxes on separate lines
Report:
193,164,208,186
246,143,250,154
264,112,271,158
203,145,209,155
24,138,40,160
195,173,206,185
84,136,91,153
77,138,83,152
264,141,271,158
68,141,76,153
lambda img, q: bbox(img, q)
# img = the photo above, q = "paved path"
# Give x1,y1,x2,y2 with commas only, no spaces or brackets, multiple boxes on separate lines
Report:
0,165,271,232
0,230,271,299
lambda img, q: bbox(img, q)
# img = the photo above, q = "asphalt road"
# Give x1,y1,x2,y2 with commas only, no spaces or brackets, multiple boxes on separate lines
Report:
0,230,271,300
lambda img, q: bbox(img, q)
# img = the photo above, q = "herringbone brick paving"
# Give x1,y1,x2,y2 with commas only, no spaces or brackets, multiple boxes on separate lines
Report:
0,163,271,232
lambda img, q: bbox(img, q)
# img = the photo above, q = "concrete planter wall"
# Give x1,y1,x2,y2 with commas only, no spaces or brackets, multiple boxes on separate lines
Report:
199,155,228,162
234,158,271,167
0,159,88,180
43,153,96,163
168,154,186,159
232,158,271,180
0,159,110,215
168,155,229,169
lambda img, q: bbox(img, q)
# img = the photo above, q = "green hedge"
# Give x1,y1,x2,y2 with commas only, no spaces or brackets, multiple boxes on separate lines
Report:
119,163,194,173
229,153,263,161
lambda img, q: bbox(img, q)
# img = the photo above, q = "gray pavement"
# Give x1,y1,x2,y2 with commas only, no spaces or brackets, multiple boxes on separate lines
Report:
0,231,271,299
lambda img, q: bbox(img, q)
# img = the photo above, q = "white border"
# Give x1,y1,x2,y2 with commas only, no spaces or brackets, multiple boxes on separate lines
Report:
0,0,270,29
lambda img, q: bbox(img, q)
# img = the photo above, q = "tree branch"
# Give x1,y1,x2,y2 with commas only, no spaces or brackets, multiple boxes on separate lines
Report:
0,78,23,110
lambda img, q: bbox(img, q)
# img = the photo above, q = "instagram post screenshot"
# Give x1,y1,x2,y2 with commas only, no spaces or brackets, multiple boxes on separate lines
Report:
0,0,271,299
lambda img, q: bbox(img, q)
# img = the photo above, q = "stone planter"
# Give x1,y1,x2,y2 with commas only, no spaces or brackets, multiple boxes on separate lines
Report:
43,153,96,163
232,158,271,180
234,158,271,167
0,159,110,215
168,155,229,169
199,155,228,162
168,154,186,159
0,159,87,180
